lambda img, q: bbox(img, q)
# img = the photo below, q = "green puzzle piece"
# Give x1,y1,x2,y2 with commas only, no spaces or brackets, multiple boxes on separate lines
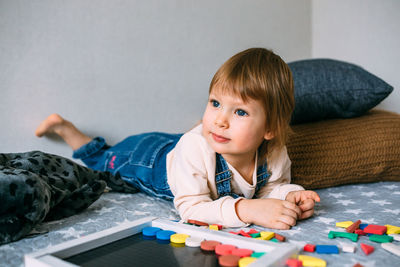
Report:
369,234,394,243
328,231,358,242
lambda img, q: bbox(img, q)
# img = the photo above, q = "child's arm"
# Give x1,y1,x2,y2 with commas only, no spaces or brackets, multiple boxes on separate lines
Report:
285,190,321,219
168,132,247,227
235,198,302,229
256,146,305,200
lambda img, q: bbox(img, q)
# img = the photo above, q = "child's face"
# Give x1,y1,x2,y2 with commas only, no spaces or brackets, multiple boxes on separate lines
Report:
202,89,273,162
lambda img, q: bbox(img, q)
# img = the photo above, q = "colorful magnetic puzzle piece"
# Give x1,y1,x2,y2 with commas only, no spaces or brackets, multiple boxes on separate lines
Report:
346,220,361,233
328,231,358,242
286,258,303,267
385,224,400,235
247,229,259,234
238,230,252,238
274,233,286,242
342,244,356,253
303,244,316,252
209,224,223,231
369,234,394,243
355,229,366,235
209,225,219,231
187,219,209,227
298,255,326,267
251,252,265,258
250,233,261,238
363,224,387,235
315,245,339,254
231,248,253,258
336,221,353,228
260,231,274,240
360,243,374,255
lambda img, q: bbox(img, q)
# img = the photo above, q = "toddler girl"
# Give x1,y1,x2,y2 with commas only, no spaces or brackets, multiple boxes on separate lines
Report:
36,48,320,229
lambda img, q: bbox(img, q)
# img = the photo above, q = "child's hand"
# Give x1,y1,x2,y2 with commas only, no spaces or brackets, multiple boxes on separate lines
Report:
235,198,302,230
285,190,320,220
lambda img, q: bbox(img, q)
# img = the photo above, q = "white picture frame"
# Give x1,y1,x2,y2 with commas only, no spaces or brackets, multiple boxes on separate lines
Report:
25,217,298,267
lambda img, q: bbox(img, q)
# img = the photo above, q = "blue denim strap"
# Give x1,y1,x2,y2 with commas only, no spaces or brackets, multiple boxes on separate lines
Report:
215,153,270,199
215,153,242,199
255,162,269,193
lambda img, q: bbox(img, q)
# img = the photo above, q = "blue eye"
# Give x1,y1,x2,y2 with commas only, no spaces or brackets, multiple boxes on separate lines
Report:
236,109,248,116
211,100,220,108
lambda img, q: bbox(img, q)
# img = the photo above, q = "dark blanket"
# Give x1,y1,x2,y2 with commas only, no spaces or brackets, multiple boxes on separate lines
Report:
0,150,137,245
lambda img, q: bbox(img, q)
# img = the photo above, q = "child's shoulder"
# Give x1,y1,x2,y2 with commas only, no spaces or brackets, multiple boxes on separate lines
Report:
176,124,213,153
169,124,215,166
267,145,290,166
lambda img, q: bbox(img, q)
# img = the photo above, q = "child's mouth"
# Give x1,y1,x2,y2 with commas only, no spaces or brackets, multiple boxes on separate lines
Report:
212,133,230,143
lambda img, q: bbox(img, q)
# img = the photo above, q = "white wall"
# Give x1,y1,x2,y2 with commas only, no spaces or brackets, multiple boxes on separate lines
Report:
0,0,312,158
312,0,400,113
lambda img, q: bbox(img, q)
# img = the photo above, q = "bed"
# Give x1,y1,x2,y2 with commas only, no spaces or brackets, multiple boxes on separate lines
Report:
1,59,399,266
0,180,399,266
2,109,400,266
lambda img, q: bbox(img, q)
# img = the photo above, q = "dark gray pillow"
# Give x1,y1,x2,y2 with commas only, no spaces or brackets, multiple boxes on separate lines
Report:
288,59,393,124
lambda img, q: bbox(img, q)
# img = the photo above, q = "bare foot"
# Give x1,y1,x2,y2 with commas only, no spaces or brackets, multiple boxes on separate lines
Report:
35,113,92,150
35,113,66,137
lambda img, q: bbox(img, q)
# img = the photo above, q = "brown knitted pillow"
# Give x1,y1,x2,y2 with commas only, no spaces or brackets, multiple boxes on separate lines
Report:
287,109,400,189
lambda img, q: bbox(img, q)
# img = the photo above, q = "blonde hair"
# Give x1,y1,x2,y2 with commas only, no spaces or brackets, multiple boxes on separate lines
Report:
209,48,294,160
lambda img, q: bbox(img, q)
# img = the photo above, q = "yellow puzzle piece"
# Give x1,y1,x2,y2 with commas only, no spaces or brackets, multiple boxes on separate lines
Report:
209,224,219,231
335,221,353,228
385,224,400,235
298,255,327,267
260,231,275,240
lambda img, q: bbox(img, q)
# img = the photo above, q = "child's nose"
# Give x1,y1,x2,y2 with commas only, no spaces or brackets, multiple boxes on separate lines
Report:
215,112,229,128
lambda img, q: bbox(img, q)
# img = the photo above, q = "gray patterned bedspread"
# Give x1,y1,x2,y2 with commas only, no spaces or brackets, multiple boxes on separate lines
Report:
1,181,399,266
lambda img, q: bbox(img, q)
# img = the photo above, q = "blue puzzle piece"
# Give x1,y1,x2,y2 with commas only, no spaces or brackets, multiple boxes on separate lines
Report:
316,245,339,254
156,230,176,241
359,223,368,230
142,226,161,237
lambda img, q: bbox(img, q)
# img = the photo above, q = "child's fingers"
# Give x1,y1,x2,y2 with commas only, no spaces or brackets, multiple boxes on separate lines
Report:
299,199,315,211
283,201,302,217
282,206,300,220
272,221,292,230
277,214,297,227
312,191,321,202
299,209,314,220
301,191,321,202
307,191,321,202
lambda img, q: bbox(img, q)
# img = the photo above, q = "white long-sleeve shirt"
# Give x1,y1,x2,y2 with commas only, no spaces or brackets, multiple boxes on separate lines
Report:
166,124,304,227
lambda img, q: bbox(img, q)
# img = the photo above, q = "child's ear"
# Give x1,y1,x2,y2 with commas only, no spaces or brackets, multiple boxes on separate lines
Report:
264,131,274,140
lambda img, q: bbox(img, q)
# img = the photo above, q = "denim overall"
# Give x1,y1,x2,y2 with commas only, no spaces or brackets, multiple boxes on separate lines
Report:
215,153,270,199
73,133,270,200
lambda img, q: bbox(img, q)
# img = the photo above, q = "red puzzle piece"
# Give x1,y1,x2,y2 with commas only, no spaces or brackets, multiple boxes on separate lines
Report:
363,224,387,235
303,244,316,252
360,243,374,255
286,258,303,267
274,233,286,242
355,229,366,235
247,229,259,234
239,230,252,238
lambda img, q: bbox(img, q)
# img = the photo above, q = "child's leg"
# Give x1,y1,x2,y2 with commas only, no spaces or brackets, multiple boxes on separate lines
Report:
35,113,92,150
